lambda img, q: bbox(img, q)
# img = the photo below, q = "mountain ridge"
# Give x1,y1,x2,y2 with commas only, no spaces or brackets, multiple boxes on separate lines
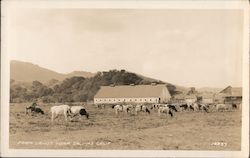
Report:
10,60,96,83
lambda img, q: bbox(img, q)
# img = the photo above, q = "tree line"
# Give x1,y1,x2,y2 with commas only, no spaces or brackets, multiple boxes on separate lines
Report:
10,69,174,103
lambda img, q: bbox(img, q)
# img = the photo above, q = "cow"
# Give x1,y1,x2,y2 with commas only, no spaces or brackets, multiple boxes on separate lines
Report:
113,105,123,115
151,104,161,110
180,103,189,111
135,104,150,115
97,104,105,109
232,104,237,109
215,104,228,112
189,103,194,111
158,106,173,117
50,105,72,121
167,104,178,112
123,104,134,113
26,106,44,115
199,104,209,113
70,106,89,119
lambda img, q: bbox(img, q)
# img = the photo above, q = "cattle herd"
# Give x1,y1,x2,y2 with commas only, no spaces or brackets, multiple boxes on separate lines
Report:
25,101,241,122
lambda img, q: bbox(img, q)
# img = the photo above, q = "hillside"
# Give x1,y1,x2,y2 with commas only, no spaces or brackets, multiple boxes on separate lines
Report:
10,68,187,103
10,60,95,83
10,60,199,103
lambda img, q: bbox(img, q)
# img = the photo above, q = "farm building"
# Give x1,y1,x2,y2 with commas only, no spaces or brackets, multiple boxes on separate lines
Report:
94,84,171,104
214,86,242,104
198,93,215,104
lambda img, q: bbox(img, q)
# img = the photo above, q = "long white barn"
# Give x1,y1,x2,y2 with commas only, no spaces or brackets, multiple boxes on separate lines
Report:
94,84,171,104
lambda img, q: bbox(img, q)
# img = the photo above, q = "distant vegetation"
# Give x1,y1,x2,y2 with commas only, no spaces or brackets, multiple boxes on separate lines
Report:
10,69,172,103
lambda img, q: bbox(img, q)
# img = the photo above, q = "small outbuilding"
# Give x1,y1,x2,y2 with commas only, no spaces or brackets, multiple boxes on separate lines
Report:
215,86,242,104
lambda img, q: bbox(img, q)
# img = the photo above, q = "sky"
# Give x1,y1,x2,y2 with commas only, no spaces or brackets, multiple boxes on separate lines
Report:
5,8,244,88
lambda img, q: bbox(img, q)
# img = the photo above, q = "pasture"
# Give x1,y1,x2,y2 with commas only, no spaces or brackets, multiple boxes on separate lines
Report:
9,103,241,150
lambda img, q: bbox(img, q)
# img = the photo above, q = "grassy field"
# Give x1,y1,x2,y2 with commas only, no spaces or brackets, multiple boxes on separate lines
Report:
9,103,241,150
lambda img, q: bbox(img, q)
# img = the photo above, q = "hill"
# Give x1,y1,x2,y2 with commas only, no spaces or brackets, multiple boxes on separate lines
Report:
10,60,196,103
197,87,223,93
10,69,186,103
10,60,95,83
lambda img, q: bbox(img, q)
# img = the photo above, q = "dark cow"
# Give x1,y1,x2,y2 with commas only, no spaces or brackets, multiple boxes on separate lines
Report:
26,106,44,115
167,104,178,112
180,103,188,111
232,104,237,109
198,104,209,113
189,104,194,111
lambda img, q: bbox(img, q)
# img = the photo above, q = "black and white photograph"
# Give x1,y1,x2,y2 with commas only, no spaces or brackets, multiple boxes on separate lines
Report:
1,0,249,157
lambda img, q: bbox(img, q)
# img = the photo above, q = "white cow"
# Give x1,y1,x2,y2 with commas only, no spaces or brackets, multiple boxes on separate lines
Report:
158,106,173,117
216,104,228,112
70,106,89,119
51,105,71,121
123,104,133,113
114,105,123,115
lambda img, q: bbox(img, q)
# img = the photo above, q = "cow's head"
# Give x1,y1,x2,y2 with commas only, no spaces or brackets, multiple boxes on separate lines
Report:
80,109,89,119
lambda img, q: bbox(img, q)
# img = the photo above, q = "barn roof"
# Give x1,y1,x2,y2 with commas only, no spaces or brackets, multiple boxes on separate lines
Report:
94,84,170,98
219,86,242,97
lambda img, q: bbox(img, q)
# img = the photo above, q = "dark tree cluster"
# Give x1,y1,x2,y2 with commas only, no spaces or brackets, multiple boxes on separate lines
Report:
10,69,176,103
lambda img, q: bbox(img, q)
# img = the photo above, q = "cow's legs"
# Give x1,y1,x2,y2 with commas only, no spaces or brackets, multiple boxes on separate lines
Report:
51,112,55,122
64,111,68,121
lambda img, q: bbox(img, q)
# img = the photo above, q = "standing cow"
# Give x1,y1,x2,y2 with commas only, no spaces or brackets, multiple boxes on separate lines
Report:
158,106,173,117
50,105,72,121
135,105,150,115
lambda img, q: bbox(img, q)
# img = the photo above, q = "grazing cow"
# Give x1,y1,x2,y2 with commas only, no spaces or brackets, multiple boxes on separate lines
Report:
215,104,228,112
180,103,188,111
123,104,133,113
70,106,89,119
158,106,173,117
151,104,161,110
199,104,209,113
167,104,178,112
97,104,105,109
189,104,194,111
26,106,44,115
232,104,237,109
50,105,72,121
114,105,123,115
135,105,150,114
